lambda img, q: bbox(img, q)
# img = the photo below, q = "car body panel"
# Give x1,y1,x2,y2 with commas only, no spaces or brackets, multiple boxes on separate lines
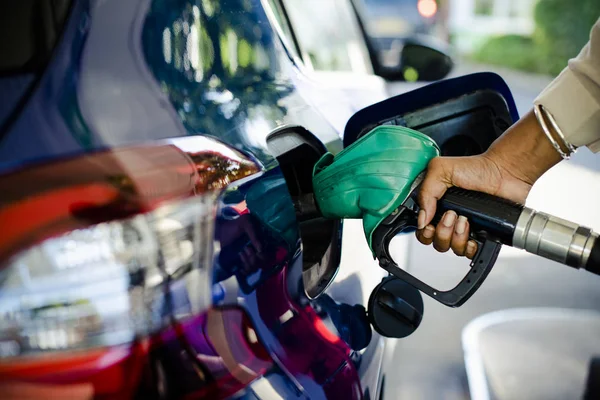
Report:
0,0,385,398
0,0,515,398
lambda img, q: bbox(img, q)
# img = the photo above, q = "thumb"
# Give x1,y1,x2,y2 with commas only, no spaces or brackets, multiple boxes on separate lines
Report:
417,162,452,229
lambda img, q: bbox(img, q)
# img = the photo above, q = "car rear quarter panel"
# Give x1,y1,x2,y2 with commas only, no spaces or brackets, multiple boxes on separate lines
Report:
0,0,391,399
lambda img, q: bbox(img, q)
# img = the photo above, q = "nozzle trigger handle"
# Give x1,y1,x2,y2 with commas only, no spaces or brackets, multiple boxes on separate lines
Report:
373,186,523,307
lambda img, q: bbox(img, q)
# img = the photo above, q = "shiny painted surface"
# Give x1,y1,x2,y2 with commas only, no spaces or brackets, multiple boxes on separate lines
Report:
0,137,258,398
0,0,393,398
0,136,258,263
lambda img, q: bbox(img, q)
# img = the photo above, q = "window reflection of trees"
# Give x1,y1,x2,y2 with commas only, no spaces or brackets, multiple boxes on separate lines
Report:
143,0,294,163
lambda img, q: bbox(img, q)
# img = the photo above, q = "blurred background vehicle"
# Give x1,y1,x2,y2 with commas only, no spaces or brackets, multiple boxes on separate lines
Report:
358,0,450,71
277,0,453,106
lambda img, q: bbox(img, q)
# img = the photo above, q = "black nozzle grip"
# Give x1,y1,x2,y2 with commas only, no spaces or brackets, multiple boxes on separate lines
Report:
433,187,524,246
372,187,526,307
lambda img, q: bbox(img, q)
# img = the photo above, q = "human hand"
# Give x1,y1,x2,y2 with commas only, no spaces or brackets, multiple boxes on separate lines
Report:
415,110,562,258
415,154,532,258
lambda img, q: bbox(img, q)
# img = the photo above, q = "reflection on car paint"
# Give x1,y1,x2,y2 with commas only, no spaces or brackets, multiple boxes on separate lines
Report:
209,170,361,399
141,2,363,396
142,0,294,168
0,0,370,398
0,136,259,263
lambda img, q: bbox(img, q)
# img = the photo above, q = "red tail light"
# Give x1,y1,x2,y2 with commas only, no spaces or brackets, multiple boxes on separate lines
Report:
0,136,265,398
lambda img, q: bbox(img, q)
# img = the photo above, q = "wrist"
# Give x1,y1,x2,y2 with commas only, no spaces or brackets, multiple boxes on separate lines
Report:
484,110,562,186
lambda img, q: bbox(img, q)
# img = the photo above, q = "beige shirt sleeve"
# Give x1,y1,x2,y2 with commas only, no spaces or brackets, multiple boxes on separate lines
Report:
534,17,600,153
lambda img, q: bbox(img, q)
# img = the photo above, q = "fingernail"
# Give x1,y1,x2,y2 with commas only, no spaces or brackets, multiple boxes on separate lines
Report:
423,225,434,239
418,210,426,230
442,211,456,228
467,241,477,255
455,216,467,234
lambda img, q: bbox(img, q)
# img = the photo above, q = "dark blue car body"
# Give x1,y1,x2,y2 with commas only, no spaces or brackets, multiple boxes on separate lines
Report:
0,1,518,398
0,1,391,399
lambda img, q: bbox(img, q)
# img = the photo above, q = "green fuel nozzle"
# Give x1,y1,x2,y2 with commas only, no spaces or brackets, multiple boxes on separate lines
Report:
309,125,600,308
312,125,440,254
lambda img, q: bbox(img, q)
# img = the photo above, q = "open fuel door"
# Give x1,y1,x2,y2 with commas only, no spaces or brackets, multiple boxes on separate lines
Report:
344,72,519,154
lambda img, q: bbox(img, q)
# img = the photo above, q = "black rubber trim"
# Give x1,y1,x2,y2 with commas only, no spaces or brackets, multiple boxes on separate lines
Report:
584,356,600,400
586,236,600,275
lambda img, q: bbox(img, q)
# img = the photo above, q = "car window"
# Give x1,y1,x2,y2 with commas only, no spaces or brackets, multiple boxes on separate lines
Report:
264,0,302,60
281,0,373,74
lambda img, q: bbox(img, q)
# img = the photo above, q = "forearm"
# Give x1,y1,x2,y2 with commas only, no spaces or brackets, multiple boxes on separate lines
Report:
484,110,562,186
